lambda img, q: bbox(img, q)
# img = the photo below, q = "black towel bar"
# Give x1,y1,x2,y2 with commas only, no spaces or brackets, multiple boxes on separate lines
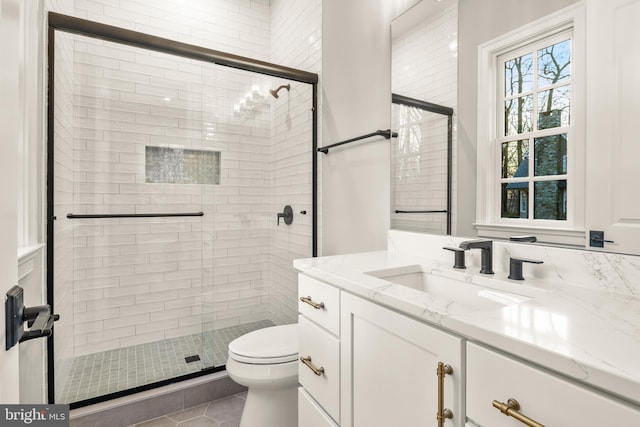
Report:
317,129,397,154
66,212,204,219
394,210,448,214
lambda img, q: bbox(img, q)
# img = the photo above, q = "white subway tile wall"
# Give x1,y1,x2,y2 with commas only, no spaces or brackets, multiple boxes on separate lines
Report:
391,3,458,234
269,0,321,324
67,36,278,357
73,0,271,61
47,0,321,401
391,105,450,233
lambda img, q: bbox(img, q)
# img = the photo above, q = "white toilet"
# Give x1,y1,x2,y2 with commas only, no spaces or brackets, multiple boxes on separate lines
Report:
226,323,299,427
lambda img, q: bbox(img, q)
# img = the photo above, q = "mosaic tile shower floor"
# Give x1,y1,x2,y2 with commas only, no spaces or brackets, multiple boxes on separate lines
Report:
59,320,274,404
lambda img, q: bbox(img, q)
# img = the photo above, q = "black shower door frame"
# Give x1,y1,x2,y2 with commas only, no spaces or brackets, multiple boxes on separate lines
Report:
46,12,318,407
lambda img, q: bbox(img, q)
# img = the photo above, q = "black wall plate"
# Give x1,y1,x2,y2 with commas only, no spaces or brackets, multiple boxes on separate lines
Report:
5,285,24,350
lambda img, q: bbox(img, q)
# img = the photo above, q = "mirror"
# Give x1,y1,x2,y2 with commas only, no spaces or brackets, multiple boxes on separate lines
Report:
390,0,458,236
391,0,586,245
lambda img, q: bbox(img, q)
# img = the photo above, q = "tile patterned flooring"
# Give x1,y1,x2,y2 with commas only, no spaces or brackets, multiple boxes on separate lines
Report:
128,392,247,427
60,320,274,404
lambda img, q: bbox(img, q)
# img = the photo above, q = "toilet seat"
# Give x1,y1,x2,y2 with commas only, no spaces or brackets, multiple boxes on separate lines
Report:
228,324,298,365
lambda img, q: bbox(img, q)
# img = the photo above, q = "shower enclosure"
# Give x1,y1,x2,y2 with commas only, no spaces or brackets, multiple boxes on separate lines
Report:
47,13,317,407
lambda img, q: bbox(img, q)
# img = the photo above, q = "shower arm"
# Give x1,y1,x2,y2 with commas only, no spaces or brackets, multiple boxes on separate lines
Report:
269,84,290,98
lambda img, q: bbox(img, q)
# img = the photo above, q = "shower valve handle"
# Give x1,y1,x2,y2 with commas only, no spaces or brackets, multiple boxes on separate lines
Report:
277,205,293,226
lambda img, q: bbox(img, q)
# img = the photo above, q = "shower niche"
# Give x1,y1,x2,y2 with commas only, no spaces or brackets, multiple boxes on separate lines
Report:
48,13,317,407
145,146,221,185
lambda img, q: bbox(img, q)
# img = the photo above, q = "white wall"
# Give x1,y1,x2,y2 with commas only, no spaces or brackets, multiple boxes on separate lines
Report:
17,0,47,406
18,0,48,403
0,0,22,404
320,0,397,255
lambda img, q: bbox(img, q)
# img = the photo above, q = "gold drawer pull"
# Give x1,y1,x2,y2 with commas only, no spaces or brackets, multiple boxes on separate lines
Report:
436,362,454,426
492,398,545,427
300,356,325,376
300,296,325,310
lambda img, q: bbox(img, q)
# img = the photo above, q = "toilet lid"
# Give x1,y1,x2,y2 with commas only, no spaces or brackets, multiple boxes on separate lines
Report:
228,324,298,364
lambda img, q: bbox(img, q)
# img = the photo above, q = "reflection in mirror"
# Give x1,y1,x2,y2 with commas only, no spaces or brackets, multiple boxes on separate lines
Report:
391,0,458,235
391,95,453,234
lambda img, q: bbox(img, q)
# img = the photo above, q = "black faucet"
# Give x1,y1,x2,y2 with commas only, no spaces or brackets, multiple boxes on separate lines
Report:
458,239,494,274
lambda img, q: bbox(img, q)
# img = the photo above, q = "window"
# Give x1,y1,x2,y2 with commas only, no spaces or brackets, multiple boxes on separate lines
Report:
499,33,571,222
475,4,585,245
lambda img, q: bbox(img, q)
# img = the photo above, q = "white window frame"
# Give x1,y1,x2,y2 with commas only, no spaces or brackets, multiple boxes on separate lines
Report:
475,3,586,246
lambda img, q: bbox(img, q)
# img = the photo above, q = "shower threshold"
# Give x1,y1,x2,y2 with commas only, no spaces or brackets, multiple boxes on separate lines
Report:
58,319,274,404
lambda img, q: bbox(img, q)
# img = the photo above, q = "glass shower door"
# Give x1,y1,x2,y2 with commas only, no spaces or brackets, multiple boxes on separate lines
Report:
50,18,316,406
52,31,216,404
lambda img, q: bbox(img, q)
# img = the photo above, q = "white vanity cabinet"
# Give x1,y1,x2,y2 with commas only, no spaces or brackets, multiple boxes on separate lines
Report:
466,342,640,426
299,388,339,427
298,274,341,427
340,292,464,427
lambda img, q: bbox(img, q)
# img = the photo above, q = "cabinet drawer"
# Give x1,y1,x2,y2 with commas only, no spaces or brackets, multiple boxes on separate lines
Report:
467,342,640,426
299,315,340,421
298,274,340,335
299,387,339,427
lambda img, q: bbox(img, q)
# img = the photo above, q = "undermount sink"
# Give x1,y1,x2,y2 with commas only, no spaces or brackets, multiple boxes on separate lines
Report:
366,265,532,311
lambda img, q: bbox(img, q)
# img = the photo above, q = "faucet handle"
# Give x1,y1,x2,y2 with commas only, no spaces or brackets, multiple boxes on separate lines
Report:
443,247,466,269
508,257,543,281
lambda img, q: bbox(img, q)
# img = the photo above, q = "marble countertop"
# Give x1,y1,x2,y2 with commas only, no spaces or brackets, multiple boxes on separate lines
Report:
293,240,640,407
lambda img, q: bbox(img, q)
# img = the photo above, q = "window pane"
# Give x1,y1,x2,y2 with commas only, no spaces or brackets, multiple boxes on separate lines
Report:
501,183,528,218
534,134,567,176
538,39,571,88
501,140,529,178
534,180,567,220
505,53,533,97
538,85,570,129
505,95,533,136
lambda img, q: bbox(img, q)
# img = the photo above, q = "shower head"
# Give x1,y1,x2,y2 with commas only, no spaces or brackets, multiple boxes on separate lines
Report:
269,84,290,99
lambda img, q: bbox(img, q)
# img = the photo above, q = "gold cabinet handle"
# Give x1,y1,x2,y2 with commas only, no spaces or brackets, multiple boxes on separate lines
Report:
492,398,545,427
436,362,454,426
300,356,325,376
300,296,325,310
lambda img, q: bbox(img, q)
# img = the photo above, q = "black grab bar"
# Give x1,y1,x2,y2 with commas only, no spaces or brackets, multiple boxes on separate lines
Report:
66,212,204,219
317,129,398,154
